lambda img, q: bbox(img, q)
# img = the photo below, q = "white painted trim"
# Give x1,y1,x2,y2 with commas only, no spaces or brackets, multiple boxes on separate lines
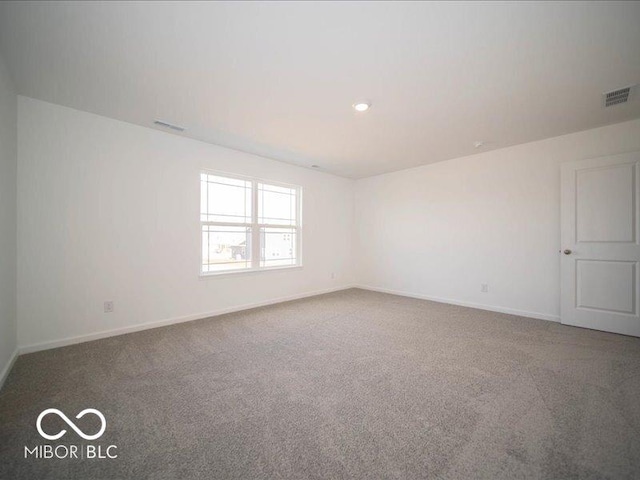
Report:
199,170,302,276
199,265,303,279
0,348,19,391
355,285,560,322
16,283,558,357
19,285,356,355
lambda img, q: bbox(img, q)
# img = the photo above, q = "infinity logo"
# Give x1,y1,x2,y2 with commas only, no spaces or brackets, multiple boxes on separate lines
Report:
36,408,106,441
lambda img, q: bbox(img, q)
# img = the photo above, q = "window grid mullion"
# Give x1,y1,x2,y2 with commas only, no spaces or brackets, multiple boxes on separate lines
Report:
251,180,260,269
256,223,296,229
201,221,252,228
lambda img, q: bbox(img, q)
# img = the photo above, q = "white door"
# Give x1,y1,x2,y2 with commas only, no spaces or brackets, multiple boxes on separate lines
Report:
561,151,640,336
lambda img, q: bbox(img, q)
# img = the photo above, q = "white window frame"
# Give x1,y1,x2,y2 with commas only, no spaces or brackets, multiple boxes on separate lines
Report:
200,170,302,276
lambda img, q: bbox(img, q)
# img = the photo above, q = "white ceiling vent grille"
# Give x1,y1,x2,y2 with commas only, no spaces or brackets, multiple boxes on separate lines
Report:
153,120,186,132
603,85,636,108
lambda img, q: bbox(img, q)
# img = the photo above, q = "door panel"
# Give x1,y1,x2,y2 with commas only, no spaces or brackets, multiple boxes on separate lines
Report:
576,164,635,243
561,151,640,337
576,260,636,314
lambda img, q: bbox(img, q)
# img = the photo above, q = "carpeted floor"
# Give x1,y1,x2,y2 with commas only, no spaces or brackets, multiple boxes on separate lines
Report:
1,288,639,479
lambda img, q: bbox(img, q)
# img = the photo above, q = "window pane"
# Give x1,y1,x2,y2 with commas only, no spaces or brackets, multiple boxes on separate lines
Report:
258,183,297,226
201,173,251,223
202,225,251,272
260,227,297,267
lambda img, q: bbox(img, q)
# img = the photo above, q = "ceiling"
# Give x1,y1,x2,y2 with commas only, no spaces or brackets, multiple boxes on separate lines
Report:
1,1,639,178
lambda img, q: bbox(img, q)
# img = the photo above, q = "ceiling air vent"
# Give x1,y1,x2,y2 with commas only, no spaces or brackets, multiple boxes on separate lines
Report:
153,120,186,132
603,85,636,108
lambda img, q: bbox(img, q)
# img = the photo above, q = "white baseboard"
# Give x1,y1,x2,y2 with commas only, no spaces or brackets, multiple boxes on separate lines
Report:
19,285,356,355
355,284,560,322
16,283,558,356
0,348,19,391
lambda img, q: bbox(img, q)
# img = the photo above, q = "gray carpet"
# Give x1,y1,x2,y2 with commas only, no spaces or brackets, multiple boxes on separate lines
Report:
1,288,639,479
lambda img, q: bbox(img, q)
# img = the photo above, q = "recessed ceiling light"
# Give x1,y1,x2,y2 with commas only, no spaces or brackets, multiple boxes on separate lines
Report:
353,102,371,112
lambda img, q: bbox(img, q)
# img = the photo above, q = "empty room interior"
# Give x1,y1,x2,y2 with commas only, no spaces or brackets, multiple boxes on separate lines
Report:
1,1,640,479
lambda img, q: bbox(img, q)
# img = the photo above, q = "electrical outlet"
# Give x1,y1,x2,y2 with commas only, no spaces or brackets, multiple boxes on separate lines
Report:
481,284,489,293
104,301,114,313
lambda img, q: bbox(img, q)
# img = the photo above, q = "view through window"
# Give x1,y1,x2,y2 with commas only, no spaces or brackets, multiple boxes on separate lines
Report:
200,172,301,274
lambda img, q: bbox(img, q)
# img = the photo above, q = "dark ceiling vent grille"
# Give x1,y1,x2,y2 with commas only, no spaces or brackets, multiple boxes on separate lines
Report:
603,86,635,107
154,120,186,132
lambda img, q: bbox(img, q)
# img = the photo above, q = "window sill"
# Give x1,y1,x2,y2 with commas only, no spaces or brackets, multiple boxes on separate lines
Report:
199,265,303,279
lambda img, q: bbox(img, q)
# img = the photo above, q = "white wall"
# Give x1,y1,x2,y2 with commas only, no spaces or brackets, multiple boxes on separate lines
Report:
0,54,17,383
17,97,354,351
13,93,640,353
354,118,640,321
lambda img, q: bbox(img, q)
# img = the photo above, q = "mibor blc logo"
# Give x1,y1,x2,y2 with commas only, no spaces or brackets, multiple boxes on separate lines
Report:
24,408,118,460
37,408,106,440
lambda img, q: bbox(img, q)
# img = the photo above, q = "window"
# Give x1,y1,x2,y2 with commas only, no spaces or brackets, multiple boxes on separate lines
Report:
200,172,301,274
